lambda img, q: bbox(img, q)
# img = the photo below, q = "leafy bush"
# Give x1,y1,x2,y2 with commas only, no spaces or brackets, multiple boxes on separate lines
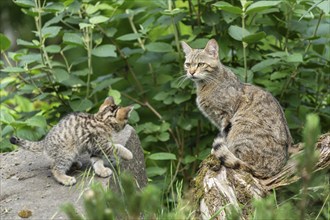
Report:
1,0,329,218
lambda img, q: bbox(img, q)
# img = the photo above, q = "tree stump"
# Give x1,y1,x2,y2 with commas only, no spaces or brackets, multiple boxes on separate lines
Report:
193,133,330,219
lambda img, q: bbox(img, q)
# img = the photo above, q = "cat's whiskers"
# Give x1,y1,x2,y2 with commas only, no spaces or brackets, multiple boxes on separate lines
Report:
175,74,190,87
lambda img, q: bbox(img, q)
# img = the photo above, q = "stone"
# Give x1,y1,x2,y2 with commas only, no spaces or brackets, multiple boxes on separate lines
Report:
0,125,147,220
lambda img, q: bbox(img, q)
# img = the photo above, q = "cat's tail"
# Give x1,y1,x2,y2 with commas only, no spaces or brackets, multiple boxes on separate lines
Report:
212,136,256,175
10,136,43,152
111,143,133,160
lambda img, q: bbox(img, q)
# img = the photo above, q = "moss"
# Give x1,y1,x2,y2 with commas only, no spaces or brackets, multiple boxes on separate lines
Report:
192,155,221,216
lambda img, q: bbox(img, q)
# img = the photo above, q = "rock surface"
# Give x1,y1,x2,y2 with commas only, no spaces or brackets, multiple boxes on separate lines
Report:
0,125,147,220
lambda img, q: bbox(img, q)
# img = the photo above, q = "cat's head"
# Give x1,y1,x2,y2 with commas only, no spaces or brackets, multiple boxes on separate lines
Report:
96,96,133,131
181,39,220,82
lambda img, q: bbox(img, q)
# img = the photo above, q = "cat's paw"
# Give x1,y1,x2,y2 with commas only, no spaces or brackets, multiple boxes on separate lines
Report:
60,176,77,186
95,167,112,178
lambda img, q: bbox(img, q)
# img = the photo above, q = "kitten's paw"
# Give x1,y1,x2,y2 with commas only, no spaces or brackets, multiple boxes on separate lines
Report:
95,167,112,178
60,176,77,186
124,151,133,160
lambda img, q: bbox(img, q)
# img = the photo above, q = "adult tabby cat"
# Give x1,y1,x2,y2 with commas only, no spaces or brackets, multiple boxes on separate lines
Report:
181,39,292,178
10,97,133,186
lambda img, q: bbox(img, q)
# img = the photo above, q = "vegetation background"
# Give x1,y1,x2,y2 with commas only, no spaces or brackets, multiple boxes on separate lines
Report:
0,0,329,219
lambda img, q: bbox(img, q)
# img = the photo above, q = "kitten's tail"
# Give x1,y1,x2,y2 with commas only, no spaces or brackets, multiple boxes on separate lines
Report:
212,136,256,175
111,143,133,160
10,136,43,152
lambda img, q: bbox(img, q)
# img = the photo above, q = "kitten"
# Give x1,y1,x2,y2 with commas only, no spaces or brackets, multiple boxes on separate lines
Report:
10,97,134,186
181,39,293,178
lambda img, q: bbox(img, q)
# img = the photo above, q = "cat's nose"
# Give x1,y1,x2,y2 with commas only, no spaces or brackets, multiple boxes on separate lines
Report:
189,68,197,75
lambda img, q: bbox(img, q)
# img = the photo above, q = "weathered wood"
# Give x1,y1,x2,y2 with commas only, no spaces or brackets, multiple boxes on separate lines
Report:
194,133,330,219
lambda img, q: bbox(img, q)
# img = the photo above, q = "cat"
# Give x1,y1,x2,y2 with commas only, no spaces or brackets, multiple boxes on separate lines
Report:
181,39,293,178
10,96,134,186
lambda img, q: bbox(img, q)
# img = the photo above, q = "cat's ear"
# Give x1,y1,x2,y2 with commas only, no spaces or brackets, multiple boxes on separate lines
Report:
204,39,219,58
181,41,192,56
116,105,134,120
99,96,115,112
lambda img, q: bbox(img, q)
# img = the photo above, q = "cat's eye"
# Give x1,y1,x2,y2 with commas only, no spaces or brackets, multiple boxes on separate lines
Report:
197,62,205,67
184,62,191,67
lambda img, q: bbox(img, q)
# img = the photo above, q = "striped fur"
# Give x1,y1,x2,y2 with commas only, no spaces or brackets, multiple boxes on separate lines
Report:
182,39,292,178
10,97,134,186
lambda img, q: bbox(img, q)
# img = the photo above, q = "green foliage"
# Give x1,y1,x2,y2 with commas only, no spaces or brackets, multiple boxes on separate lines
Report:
0,0,329,217
62,173,193,219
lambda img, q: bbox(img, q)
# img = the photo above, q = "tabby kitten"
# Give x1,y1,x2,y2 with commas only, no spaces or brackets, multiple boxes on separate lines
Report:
10,97,133,186
181,39,293,178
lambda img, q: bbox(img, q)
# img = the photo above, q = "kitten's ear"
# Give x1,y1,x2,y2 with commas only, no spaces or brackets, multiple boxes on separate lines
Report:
99,96,115,112
181,41,192,56
116,105,134,120
204,39,219,58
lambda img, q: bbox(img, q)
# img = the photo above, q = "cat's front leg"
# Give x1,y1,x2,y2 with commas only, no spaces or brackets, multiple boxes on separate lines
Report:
112,143,133,160
90,156,112,178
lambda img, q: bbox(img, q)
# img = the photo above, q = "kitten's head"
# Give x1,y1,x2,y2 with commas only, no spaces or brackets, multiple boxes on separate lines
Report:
96,96,133,131
181,39,220,82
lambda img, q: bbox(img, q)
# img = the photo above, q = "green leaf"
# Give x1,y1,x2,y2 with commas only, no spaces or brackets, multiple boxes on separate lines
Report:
189,38,210,48
242,31,266,44
69,98,93,112
174,93,191,104
41,26,62,38
19,53,42,64
17,39,38,48
61,75,86,87
0,34,11,51
183,155,197,164
146,167,166,177
45,45,61,53
245,1,281,15
117,33,142,41
129,110,140,124
17,127,44,141
148,152,177,161
79,23,93,29
160,122,170,132
26,116,47,128
108,89,121,104
89,15,109,24
162,8,185,16
145,42,173,53
91,77,123,95
158,132,170,142
287,53,303,63
1,67,26,73
53,68,70,83
228,25,250,41
317,1,330,14
270,71,289,80
63,32,83,46
0,110,15,124
44,13,63,27
213,1,242,14
2,125,14,137
13,0,35,8
92,44,117,57
202,11,220,26
251,59,280,72
153,91,169,101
